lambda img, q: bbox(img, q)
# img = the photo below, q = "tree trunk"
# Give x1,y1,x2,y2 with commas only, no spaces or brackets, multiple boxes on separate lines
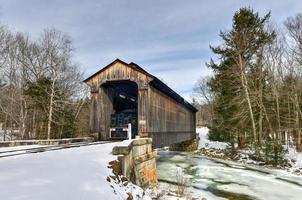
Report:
19,98,27,139
3,113,8,141
32,108,36,139
47,81,55,140
297,129,301,151
238,55,259,156
293,93,302,151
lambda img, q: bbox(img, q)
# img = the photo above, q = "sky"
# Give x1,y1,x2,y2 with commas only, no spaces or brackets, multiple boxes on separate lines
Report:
0,0,301,101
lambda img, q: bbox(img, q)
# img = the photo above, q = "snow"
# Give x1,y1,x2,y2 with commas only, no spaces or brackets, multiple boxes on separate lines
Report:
117,138,142,146
197,127,228,150
0,130,18,141
285,146,302,173
2,128,302,200
0,141,149,200
286,146,302,168
197,127,302,175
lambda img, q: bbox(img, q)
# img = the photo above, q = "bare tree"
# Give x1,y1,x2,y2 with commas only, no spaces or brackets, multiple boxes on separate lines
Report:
0,26,88,141
193,76,214,126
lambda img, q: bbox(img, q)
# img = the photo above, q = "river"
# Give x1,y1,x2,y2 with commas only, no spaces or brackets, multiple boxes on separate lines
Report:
157,151,302,200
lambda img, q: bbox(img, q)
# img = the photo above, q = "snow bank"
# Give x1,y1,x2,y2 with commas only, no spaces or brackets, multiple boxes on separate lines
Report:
0,141,149,200
0,131,17,141
285,146,302,171
197,127,228,150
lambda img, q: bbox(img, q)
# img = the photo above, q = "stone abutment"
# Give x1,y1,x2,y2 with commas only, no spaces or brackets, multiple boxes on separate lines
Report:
112,138,158,188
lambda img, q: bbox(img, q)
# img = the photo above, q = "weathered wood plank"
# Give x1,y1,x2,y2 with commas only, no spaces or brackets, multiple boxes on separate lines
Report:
85,59,196,147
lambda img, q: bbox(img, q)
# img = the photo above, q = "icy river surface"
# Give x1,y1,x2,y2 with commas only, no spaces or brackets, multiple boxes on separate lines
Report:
157,151,302,200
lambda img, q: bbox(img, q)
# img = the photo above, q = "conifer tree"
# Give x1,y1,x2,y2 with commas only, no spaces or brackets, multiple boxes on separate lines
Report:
208,7,275,156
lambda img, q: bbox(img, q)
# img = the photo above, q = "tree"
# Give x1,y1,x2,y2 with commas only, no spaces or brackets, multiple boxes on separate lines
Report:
193,76,214,126
207,8,275,155
284,14,302,151
0,25,89,141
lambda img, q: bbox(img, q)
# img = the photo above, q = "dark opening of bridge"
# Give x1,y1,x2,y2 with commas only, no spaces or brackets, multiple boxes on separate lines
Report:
101,80,138,139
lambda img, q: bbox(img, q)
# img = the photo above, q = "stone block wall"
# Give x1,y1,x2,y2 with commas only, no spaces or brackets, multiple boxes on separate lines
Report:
169,138,199,152
112,138,158,188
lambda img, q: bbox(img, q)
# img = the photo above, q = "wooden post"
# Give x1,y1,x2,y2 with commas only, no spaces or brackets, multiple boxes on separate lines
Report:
99,86,114,141
90,91,100,135
128,123,132,140
138,87,148,137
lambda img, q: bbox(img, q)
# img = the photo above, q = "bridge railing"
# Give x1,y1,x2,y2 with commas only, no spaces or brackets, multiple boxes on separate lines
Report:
0,137,94,147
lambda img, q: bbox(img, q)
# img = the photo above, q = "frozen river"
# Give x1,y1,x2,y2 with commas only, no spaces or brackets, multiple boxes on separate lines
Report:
157,151,302,200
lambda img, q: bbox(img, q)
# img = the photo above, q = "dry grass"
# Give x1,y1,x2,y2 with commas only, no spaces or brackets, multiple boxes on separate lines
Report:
176,169,190,197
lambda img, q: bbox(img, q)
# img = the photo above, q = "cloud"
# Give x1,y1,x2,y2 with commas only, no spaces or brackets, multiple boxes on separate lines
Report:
0,0,301,102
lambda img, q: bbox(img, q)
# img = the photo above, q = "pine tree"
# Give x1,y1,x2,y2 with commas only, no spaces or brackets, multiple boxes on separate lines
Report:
208,7,275,156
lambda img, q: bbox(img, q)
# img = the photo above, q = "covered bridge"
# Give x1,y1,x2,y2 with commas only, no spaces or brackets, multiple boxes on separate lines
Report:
84,59,197,148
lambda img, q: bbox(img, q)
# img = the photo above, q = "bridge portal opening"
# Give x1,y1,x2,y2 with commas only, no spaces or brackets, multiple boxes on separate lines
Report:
102,80,138,139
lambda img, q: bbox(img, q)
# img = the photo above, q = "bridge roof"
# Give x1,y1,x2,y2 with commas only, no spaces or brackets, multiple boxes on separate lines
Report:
84,59,197,113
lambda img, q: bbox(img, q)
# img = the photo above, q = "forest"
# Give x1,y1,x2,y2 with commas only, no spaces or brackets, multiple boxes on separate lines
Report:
0,28,89,141
194,8,302,163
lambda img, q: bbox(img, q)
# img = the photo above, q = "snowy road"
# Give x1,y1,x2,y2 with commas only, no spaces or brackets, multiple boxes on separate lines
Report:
0,142,123,200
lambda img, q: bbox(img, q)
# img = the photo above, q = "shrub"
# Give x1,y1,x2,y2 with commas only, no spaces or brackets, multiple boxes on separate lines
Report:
262,139,286,166
176,169,190,196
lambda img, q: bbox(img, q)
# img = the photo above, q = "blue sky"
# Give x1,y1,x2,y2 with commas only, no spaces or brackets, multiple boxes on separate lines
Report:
0,0,301,101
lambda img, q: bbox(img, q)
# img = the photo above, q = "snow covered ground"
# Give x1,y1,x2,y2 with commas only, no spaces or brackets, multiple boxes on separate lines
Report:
197,127,228,150
197,126,302,174
2,128,302,200
285,146,302,173
0,141,149,200
0,130,17,141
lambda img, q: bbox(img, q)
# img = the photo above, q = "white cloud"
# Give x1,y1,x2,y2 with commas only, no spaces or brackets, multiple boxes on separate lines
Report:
0,0,301,98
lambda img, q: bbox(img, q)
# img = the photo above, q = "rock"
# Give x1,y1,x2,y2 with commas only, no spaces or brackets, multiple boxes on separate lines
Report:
112,146,130,155
127,192,133,200
121,176,128,182
110,175,117,181
170,138,199,152
108,160,122,176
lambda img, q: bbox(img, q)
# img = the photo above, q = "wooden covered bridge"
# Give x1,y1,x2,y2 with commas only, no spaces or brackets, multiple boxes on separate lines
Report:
84,59,197,148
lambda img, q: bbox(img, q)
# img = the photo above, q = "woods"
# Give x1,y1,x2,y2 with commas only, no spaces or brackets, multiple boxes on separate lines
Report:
0,27,89,141
194,8,302,161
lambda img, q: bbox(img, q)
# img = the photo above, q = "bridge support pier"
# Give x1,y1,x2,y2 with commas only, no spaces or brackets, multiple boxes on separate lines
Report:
169,138,199,152
112,138,158,188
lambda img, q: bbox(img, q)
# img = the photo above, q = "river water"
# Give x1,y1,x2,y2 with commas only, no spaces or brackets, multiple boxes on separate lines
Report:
157,151,302,200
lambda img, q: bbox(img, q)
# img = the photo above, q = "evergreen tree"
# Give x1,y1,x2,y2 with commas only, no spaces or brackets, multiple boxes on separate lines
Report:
25,77,78,139
208,7,275,155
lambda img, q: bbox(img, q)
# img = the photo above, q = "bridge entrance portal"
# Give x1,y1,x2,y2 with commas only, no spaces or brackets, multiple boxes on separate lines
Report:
101,80,138,139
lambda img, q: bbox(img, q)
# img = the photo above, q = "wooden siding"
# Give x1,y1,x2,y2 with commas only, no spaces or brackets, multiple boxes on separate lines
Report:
147,86,195,133
86,61,152,139
147,86,196,148
85,60,196,147
85,61,152,90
